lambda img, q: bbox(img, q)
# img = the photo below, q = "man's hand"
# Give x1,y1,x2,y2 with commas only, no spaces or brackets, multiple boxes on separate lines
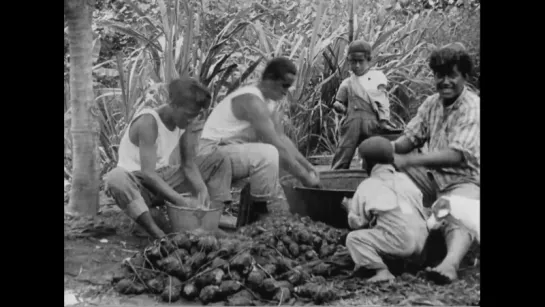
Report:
197,187,211,209
333,101,347,114
302,170,321,188
393,153,410,170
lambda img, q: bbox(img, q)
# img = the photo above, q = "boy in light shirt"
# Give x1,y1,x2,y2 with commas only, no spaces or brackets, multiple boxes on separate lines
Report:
343,136,428,282
331,40,396,170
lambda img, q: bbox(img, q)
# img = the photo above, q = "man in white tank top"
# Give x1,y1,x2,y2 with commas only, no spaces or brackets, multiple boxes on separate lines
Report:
104,78,232,239
199,57,321,226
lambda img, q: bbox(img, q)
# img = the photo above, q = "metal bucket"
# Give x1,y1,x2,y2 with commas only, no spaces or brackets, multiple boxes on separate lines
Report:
280,170,368,228
166,202,224,233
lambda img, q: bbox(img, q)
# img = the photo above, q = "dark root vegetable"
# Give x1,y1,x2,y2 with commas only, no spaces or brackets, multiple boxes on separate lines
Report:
160,276,183,303
226,289,254,306
261,263,277,276
219,280,241,296
288,242,300,258
199,285,221,304
246,269,265,289
295,282,338,304
230,252,253,275
273,287,291,304
115,279,146,295
182,282,199,300
187,252,207,271
319,244,336,258
198,235,220,253
211,257,229,270
146,276,165,294
228,270,242,282
305,250,318,260
171,232,191,249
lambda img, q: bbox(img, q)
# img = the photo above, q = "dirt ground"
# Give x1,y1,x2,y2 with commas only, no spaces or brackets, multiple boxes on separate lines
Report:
64,166,480,306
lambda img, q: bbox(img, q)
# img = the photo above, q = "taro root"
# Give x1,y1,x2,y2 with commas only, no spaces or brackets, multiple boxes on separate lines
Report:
171,232,192,250
246,269,265,290
211,258,229,270
275,257,294,274
172,248,190,261
196,268,225,288
299,244,312,253
276,241,290,258
319,244,336,258
297,229,311,244
198,235,220,253
219,280,241,296
157,255,181,272
311,235,323,250
305,250,318,261
145,245,164,263
160,276,183,302
229,270,243,282
230,252,253,275
311,262,333,277
295,282,338,304
218,238,240,255
286,270,302,286
273,287,291,304
261,263,277,276
226,289,254,306
136,269,156,281
115,279,146,295
190,246,199,255
187,252,207,271
260,278,276,296
288,242,300,258
265,237,277,247
309,276,326,284
159,238,178,255
274,280,294,292
182,282,199,300
146,276,165,294
281,235,293,245
199,285,221,304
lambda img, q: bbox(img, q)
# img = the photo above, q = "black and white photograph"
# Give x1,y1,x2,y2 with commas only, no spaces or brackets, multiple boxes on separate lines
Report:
64,0,480,305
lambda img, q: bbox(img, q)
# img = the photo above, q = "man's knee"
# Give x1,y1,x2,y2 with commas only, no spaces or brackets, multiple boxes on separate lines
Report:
255,144,279,170
345,231,361,249
104,167,132,193
444,183,480,200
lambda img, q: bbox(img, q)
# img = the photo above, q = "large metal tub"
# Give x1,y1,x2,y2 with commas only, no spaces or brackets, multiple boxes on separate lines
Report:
280,170,368,229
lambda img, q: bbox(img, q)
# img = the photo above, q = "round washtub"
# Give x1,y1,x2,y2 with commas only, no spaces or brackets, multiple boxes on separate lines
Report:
280,169,368,229
166,201,225,233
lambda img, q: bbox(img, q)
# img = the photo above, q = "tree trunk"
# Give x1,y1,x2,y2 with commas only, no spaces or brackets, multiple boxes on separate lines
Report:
65,0,100,216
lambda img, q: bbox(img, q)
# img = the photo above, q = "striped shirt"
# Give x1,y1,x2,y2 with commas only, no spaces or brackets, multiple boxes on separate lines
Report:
404,86,480,190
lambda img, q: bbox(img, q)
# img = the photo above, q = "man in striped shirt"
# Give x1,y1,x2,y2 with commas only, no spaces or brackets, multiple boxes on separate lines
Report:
391,43,480,284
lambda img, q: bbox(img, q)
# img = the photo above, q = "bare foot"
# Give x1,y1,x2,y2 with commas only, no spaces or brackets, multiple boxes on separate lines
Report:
367,269,395,283
425,263,458,285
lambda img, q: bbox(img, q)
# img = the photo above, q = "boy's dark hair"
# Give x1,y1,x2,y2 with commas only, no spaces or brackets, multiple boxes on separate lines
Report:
168,77,211,110
429,43,473,79
358,136,394,172
347,40,372,61
262,57,297,81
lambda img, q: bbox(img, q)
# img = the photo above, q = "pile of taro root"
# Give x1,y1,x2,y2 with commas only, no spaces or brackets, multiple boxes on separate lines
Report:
113,215,357,305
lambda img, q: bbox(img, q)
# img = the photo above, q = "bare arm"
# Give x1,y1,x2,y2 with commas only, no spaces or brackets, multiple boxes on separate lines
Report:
136,115,187,206
392,135,416,154
403,149,463,168
271,109,316,173
179,122,209,205
232,94,312,184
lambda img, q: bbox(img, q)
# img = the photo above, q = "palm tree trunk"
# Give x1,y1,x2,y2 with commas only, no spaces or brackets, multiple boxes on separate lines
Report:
65,0,100,216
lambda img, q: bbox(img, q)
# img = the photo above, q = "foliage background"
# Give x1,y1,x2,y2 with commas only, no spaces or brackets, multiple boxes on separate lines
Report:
63,0,480,182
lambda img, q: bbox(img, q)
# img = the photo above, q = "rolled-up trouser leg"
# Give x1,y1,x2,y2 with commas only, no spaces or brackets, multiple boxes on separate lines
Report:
345,229,390,270
194,149,233,204
216,143,279,202
438,183,480,270
104,167,152,220
331,117,362,170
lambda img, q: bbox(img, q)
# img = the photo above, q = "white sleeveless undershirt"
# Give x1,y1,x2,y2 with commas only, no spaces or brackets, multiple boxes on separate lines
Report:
117,108,185,172
200,85,277,144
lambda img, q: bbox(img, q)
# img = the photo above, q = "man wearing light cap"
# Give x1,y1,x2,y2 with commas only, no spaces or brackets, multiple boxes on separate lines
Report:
343,136,428,283
331,40,396,170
